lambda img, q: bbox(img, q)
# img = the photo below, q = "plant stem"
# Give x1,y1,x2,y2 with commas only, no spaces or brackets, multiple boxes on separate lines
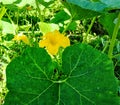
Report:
62,17,72,34
35,0,43,22
102,41,109,53
82,17,96,43
108,12,120,59
5,12,14,25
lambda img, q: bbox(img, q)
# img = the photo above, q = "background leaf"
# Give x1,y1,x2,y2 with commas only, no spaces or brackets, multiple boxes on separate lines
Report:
50,10,70,24
62,0,120,20
4,44,119,105
0,20,17,34
0,0,17,4
66,0,120,12
99,12,120,37
62,2,100,20
65,0,106,12
100,0,120,9
38,22,59,34
0,7,6,20
38,0,54,7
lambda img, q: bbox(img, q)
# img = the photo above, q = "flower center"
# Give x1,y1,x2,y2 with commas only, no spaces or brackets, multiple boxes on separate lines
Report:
49,36,57,45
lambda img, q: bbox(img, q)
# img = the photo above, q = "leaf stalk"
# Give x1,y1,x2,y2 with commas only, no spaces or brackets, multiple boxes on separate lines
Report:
108,12,120,59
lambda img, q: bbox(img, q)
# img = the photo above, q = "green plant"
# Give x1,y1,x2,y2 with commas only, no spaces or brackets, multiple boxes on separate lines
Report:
4,43,119,105
0,0,120,105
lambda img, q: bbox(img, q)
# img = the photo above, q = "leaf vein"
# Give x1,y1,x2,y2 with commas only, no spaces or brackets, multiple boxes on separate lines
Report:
65,82,96,105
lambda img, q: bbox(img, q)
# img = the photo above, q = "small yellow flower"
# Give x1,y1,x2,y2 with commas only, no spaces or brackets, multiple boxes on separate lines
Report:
39,30,70,55
13,33,30,45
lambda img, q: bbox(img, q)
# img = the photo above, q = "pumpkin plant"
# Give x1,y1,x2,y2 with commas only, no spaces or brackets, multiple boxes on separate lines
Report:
1,0,120,105
4,30,119,105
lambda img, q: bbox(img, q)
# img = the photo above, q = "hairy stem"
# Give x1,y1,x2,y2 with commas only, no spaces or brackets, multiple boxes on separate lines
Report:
108,12,120,58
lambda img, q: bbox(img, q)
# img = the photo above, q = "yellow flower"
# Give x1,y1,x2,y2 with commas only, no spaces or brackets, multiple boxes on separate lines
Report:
39,30,70,55
13,33,30,45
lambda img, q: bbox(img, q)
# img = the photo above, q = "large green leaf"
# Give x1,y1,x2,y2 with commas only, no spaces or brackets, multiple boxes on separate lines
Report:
100,0,120,9
99,13,120,37
61,44,119,105
4,47,56,105
4,44,119,105
62,1,100,20
65,0,106,12
62,0,120,20
66,0,120,12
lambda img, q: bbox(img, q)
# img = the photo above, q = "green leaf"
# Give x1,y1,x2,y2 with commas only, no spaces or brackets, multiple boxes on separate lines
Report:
0,20,17,34
62,0,120,20
4,44,119,105
99,13,119,37
38,22,59,34
65,0,106,12
4,4,19,11
15,0,36,8
13,0,22,4
4,47,56,105
50,10,70,24
100,0,120,9
0,7,6,20
1,0,17,4
61,43,119,105
38,0,54,7
66,21,77,31
66,0,120,12
62,1,100,20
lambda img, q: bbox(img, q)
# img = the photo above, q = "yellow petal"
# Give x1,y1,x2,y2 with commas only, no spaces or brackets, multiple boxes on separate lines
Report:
13,34,30,45
39,39,48,47
20,35,30,45
39,30,70,55
61,36,70,48
13,35,21,41
47,44,59,55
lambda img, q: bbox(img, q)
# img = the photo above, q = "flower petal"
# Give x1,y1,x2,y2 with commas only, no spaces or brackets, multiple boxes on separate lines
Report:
20,35,30,45
47,44,59,55
39,30,70,55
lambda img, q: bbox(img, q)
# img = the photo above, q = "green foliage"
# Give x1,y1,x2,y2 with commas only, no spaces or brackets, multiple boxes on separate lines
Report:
0,0,120,104
62,2,100,20
0,7,6,20
100,0,120,8
4,44,119,105
50,10,70,24
38,22,59,34
38,0,54,7
0,20,16,34
62,0,120,20
66,0,120,12
66,21,77,31
1,0,17,4
99,13,119,37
